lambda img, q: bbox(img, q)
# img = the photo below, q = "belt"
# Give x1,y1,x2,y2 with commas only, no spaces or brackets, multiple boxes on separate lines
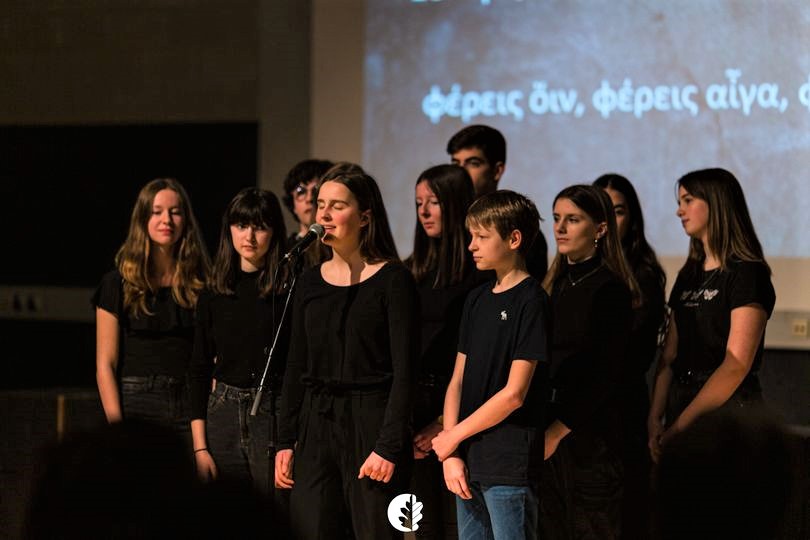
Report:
417,373,450,388
120,374,186,390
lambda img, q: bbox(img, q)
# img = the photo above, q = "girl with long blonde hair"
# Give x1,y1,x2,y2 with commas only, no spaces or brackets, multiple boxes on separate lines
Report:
93,178,209,433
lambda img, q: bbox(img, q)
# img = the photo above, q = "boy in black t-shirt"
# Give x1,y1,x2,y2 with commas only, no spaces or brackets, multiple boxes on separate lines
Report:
431,190,549,540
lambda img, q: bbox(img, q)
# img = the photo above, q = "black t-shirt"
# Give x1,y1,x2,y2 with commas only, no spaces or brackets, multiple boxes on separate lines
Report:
92,270,194,377
457,276,549,485
669,259,775,375
549,256,633,437
277,262,419,463
189,270,290,420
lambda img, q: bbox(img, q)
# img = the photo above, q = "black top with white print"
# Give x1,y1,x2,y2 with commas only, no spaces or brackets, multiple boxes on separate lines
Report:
669,259,775,376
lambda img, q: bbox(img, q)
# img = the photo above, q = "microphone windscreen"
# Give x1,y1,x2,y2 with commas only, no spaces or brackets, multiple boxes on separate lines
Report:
309,223,325,238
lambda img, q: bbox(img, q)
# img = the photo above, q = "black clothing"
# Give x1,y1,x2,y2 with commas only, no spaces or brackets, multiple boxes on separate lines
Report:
415,267,488,424
458,276,549,486
526,230,549,281
548,257,633,440
119,375,190,435
543,434,623,540
189,270,288,420
278,262,419,539
289,390,409,540
619,264,665,540
189,269,291,495
625,265,666,392
204,381,276,494
666,259,774,420
618,264,665,446
541,256,633,540
668,259,774,376
411,267,485,540
278,262,418,461
92,270,194,377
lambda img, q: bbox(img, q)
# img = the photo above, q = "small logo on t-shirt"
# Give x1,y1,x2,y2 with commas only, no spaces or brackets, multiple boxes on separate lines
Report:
681,288,720,305
387,493,423,532
500,310,508,321
703,289,719,301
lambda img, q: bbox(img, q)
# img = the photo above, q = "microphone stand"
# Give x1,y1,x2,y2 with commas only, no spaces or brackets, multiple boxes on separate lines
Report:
250,253,302,460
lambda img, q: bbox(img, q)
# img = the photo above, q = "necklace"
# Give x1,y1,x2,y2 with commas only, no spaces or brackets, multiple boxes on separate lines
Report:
698,268,720,291
567,262,604,287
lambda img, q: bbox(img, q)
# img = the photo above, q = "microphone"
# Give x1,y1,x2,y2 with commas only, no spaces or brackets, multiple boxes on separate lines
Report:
283,223,325,261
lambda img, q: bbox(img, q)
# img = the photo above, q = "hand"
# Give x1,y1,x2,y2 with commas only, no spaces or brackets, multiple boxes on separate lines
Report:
659,423,684,448
647,417,664,464
543,429,561,460
275,449,295,489
358,451,395,483
442,456,472,500
431,429,460,462
413,421,443,453
543,421,570,460
194,450,218,482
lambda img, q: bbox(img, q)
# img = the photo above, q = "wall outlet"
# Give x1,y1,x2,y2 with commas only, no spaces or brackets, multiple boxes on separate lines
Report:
791,318,809,338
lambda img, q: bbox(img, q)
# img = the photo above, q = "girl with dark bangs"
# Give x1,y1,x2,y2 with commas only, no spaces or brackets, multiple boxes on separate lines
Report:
594,174,665,539
189,187,290,495
648,169,775,463
94,178,209,434
275,163,419,540
407,164,483,539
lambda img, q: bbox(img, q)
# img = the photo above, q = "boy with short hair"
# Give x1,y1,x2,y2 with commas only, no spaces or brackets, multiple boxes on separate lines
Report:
447,124,506,197
431,190,549,540
446,124,548,279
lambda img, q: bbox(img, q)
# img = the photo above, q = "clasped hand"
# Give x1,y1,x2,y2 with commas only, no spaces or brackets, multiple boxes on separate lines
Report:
431,428,460,461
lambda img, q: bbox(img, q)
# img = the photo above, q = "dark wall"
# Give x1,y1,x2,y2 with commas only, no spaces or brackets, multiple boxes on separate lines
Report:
0,123,258,389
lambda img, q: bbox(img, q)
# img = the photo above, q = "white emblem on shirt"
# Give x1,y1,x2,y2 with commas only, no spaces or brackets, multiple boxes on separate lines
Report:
681,288,720,306
500,310,508,321
703,289,719,301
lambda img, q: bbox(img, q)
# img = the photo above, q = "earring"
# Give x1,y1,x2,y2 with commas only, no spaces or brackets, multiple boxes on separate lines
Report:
594,236,600,249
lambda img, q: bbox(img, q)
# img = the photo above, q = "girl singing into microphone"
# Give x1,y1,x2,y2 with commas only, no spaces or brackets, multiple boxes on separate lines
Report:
275,163,419,540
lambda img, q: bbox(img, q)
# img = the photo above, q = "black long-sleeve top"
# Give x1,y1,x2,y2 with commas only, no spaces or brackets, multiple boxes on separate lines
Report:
549,255,632,437
625,264,666,384
416,267,489,381
277,262,419,463
414,267,488,426
189,270,290,420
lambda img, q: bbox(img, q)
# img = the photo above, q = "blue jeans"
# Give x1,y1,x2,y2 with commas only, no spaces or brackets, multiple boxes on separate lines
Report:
456,482,538,540
206,381,276,495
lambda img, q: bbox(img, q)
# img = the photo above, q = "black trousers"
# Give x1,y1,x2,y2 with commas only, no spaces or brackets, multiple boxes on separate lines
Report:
409,381,457,540
619,382,653,540
409,454,458,539
540,433,624,540
120,374,191,450
289,390,410,540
